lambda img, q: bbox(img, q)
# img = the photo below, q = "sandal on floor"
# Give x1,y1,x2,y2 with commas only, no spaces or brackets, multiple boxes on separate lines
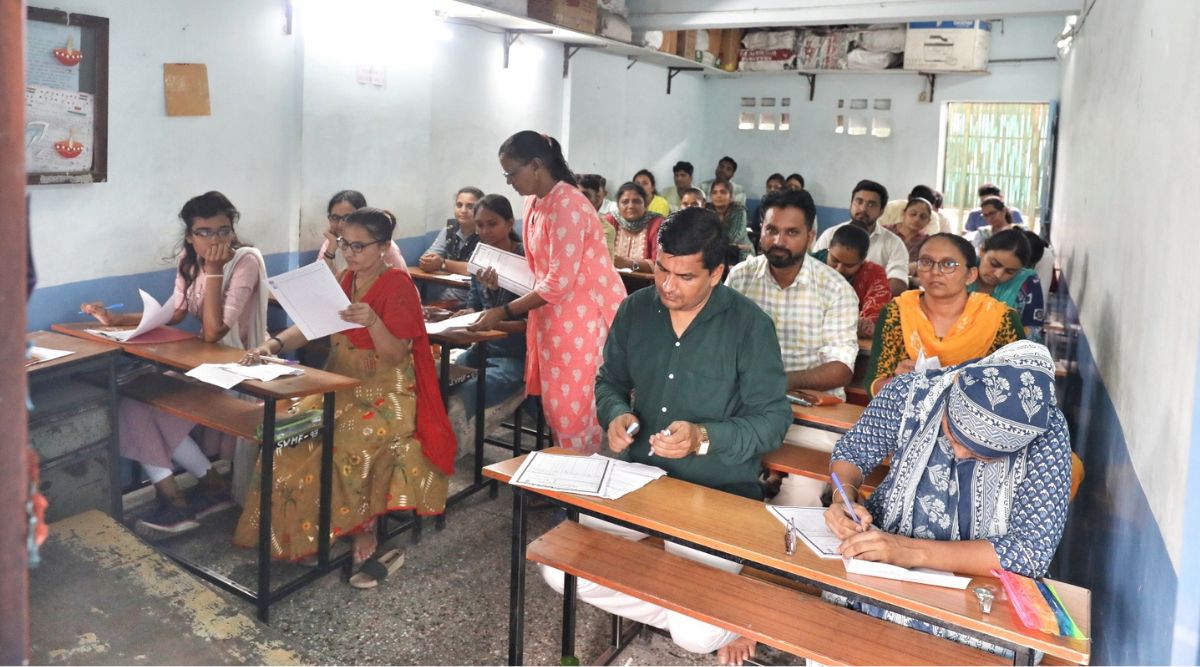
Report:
348,548,405,589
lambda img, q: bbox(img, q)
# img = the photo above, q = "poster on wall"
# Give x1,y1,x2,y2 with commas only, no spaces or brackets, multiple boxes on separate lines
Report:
24,84,95,174
25,20,82,90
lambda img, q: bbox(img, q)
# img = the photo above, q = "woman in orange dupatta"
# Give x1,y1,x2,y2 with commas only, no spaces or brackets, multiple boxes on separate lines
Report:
235,208,455,580
865,234,1023,397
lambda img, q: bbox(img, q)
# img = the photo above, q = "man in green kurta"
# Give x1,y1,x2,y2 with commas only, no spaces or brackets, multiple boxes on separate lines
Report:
596,208,792,499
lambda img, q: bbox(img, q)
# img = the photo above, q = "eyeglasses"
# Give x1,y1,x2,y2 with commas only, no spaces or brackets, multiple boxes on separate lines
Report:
915,257,963,274
191,227,234,239
502,161,531,180
328,213,352,223
336,237,383,254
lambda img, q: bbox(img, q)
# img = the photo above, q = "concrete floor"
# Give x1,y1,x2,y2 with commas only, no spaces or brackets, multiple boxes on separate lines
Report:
113,442,796,666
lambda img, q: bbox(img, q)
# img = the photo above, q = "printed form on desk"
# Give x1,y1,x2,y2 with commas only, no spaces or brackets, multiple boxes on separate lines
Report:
467,243,535,296
186,362,304,390
767,505,972,589
511,451,666,499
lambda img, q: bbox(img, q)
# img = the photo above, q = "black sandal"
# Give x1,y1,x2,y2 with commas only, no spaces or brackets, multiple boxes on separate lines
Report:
348,548,404,589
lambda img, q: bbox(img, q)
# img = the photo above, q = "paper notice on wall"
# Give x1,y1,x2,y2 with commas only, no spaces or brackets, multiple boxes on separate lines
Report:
24,84,94,173
26,21,82,90
164,64,212,116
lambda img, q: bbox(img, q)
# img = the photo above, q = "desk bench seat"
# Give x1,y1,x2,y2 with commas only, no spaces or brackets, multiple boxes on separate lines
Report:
763,444,888,495
120,373,263,443
528,521,1005,666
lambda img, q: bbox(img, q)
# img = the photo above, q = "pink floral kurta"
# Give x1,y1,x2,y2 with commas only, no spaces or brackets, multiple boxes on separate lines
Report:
524,182,626,451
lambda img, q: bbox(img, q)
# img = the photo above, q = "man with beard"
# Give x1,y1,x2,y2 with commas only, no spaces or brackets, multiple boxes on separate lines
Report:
813,179,910,295
540,207,791,666
727,188,859,507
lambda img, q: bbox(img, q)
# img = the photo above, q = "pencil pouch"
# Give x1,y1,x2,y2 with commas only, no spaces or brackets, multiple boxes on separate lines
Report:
788,390,844,407
992,569,1084,639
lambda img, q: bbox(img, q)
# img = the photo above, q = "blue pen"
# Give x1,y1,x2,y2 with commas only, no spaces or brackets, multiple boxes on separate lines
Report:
78,302,124,315
831,472,863,528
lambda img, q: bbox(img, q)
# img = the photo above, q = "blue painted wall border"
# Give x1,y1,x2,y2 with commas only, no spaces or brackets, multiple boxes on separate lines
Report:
1051,276,1179,665
26,230,440,333
1171,333,1200,664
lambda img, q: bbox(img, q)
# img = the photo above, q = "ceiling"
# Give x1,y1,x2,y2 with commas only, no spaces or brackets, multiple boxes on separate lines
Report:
626,0,1083,30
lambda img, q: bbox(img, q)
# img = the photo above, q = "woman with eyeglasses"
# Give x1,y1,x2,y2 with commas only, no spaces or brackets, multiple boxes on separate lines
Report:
81,191,269,538
471,130,625,453
317,189,407,273
864,233,1024,397
417,186,484,307
237,207,455,586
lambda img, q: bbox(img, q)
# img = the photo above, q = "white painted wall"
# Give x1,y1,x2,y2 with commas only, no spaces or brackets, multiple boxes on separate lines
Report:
563,48,708,196
28,0,302,288
1054,0,1200,568
698,17,1061,209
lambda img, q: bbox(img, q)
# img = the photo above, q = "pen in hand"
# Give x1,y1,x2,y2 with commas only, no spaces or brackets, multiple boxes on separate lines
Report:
831,472,863,529
79,302,124,315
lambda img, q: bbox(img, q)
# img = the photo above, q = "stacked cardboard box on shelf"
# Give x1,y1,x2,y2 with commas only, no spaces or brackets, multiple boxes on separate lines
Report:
527,0,597,34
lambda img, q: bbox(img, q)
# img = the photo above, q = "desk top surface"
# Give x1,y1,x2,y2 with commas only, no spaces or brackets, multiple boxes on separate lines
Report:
52,323,360,399
427,327,508,346
26,330,120,374
408,267,474,289
791,401,865,433
485,450,1090,664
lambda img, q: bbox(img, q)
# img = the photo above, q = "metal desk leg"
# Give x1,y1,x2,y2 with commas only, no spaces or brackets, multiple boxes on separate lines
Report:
508,487,528,666
439,343,452,409
317,392,335,568
257,398,277,623
561,508,579,660
476,342,497,499
512,404,523,457
104,355,122,521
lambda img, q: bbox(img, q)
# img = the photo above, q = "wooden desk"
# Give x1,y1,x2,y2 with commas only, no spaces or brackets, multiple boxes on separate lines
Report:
428,326,510,514
51,322,359,623
486,451,1091,666
791,401,865,434
408,267,474,290
27,331,123,521
618,269,654,293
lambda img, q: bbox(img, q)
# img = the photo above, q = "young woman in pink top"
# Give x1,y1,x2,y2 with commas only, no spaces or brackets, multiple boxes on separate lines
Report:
82,191,269,538
471,131,626,452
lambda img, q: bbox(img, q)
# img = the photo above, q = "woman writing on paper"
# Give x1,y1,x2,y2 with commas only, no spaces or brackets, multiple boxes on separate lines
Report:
442,195,528,457
237,207,455,588
81,191,269,538
825,340,1073,657
471,130,625,453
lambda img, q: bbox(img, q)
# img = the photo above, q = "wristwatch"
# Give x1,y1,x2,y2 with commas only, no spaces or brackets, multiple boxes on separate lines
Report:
696,425,711,455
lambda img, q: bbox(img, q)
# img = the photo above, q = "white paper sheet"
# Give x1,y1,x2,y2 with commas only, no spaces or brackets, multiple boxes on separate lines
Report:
914,350,942,372
86,290,178,342
424,312,481,335
25,346,74,367
595,455,667,500
440,272,473,285
511,451,614,496
467,243,535,296
266,263,362,340
844,559,972,590
186,361,304,389
767,506,843,559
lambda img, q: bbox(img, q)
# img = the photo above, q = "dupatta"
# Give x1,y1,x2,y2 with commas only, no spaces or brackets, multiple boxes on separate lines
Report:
895,290,1008,367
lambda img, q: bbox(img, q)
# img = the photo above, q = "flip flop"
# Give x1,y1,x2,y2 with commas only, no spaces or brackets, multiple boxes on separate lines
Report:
348,548,405,589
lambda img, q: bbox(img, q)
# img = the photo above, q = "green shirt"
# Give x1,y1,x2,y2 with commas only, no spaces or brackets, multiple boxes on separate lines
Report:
595,284,792,499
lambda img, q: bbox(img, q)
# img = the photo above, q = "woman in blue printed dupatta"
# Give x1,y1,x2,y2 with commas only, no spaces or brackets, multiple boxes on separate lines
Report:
824,340,1073,657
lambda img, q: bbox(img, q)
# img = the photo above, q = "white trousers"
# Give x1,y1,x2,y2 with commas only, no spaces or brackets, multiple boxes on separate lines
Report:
539,516,741,655
771,426,841,507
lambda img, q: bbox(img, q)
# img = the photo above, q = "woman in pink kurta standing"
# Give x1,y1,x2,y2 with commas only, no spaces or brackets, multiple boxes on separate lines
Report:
471,131,625,452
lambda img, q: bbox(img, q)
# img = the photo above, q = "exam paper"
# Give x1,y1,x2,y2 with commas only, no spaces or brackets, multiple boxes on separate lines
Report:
424,312,481,335
511,451,613,496
267,263,362,340
914,350,942,373
25,346,74,367
767,506,842,559
186,362,304,389
844,559,972,590
592,454,667,500
86,290,178,342
467,243,535,296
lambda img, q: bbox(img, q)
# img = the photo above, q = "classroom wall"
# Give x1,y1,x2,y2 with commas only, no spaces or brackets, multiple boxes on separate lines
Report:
26,0,302,328
698,17,1061,223
1050,0,1200,662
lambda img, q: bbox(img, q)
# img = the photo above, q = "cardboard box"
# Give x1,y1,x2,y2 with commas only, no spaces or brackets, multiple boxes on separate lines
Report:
677,29,698,61
527,0,598,34
658,30,679,55
903,20,990,71
716,28,744,71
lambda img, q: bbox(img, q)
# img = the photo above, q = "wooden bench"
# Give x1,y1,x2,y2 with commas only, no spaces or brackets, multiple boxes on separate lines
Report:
529,521,1005,666
120,372,263,442
763,444,888,495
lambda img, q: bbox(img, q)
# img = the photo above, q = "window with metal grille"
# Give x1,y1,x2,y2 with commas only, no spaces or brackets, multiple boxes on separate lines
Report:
941,102,1052,233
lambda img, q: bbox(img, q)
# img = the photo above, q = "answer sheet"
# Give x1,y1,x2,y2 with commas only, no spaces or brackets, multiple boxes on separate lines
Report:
767,506,842,559
467,243,535,296
424,312,480,336
267,263,362,340
511,451,613,496
86,289,178,342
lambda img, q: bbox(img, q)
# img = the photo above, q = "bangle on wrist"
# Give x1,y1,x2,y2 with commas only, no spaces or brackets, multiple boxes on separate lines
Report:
269,335,284,354
323,251,336,260
206,274,223,280
503,303,514,319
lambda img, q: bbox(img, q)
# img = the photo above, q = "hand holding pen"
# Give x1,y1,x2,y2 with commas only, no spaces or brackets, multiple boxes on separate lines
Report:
824,472,874,539
647,421,697,459
607,413,639,453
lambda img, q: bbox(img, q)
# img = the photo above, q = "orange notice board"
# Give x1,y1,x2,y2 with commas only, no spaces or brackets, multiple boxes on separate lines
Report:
163,63,210,117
